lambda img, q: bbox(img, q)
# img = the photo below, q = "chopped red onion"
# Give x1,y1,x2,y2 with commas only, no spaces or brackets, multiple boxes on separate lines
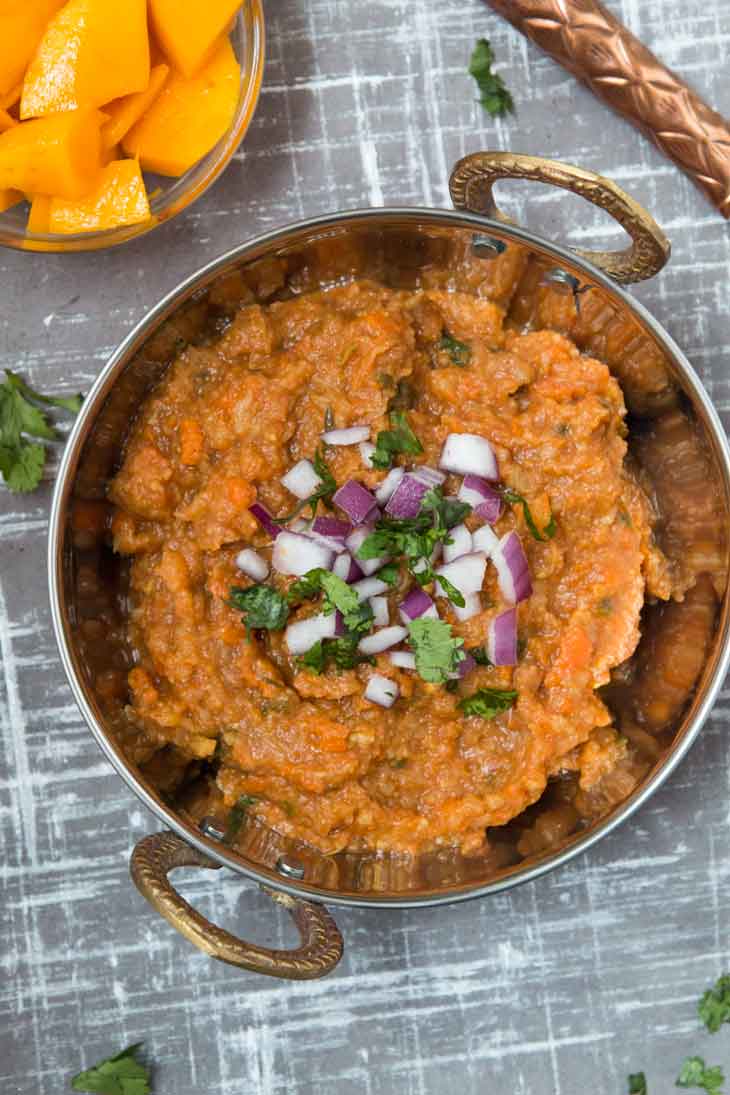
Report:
488,608,517,665
472,524,500,558
321,425,371,446
307,530,348,555
358,625,408,655
398,587,438,623
359,441,376,468
272,530,334,576
334,480,379,525
449,653,477,680
443,522,473,563
435,552,487,596
352,576,389,600
389,650,416,671
458,474,503,523
312,517,351,542
249,502,281,539
439,433,498,480
346,526,389,576
285,610,344,654
235,548,269,582
492,532,532,604
364,673,400,708
370,595,390,628
385,473,429,518
375,466,405,505
333,552,364,583
453,593,482,622
411,465,446,487
280,458,322,500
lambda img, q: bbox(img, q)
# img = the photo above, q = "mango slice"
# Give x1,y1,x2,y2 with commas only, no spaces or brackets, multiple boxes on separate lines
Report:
149,0,242,78
0,109,16,134
48,158,150,232
0,108,102,198
0,1,64,99
102,63,169,149
21,0,150,119
27,194,52,232
123,38,239,176
0,83,22,111
0,188,23,213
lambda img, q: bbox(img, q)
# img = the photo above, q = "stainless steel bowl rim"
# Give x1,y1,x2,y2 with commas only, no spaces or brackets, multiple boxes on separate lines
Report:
48,205,730,908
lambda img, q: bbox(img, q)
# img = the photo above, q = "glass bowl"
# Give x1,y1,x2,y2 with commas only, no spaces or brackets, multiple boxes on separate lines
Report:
0,1,265,253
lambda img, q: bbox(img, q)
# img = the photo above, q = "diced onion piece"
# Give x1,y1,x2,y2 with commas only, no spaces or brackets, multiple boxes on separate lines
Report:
389,650,416,670
411,465,446,486
334,480,378,525
449,652,477,680
281,458,322,500
285,611,343,654
352,576,389,600
358,625,408,655
458,474,503,523
359,441,376,468
312,517,351,541
439,433,498,480
453,593,482,622
235,548,269,581
322,425,371,445
443,522,472,563
346,526,389,576
435,552,487,596
398,587,437,623
472,524,500,558
492,532,532,604
385,473,429,519
488,608,518,665
333,552,364,583
307,530,348,555
364,673,400,708
272,531,334,576
249,502,281,539
375,466,405,505
370,595,390,628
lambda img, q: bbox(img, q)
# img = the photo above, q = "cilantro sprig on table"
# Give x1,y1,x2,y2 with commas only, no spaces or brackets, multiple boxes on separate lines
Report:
469,38,514,118
676,1057,724,1094
0,370,83,493
699,974,730,1033
370,410,423,470
71,1042,151,1094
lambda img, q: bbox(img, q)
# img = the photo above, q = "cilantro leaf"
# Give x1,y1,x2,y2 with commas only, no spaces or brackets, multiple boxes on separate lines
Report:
0,383,56,441
287,568,367,632
229,585,289,634
458,687,517,718
0,370,83,494
6,370,83,414
437,333,471,366
499,485,556,541
0,440,45,493
299,634,374,675
70,1043,151,1095
408,617,465,684
420,488,471,530
371,411,423,470
628,1075,647,1095
287,569,329,605
677,1056,724,1094
225,794,258,842
469,646,492,667
434,572,465,608
469,38,514,118
376,562,400,586
699,974,730,1033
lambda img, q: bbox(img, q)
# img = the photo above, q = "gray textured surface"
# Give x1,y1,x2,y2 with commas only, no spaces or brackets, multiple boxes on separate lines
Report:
2,1,730,1092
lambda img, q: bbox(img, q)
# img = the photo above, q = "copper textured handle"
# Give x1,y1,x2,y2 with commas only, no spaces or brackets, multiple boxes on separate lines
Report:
450,150,670,283
130,832,343,980
486,0,730,218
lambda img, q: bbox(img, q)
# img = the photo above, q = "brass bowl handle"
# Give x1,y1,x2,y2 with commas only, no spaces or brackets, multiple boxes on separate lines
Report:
130,831,343,980
449,150,670,284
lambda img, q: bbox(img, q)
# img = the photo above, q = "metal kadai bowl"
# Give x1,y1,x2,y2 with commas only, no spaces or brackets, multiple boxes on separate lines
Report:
49,152,730,979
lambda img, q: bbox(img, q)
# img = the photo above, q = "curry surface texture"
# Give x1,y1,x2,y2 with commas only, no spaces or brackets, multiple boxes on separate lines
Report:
109,276,676,856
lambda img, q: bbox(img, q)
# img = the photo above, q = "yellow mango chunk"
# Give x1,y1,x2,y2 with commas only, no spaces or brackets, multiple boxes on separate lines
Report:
0,108,102,198
0,108,16,133
21,0,150,119
48,158,150,233
0,188,23,213
0,1,64,99
123,38,239,176
102,63,169,149
27,194,52,232
0,83,22,111
149,0,241,77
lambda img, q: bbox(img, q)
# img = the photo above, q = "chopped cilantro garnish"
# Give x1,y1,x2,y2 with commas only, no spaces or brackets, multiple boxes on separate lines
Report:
676,1057,724,1094
371,411,423,470
499,485,556,541
229,585,289,634
225,794,258,841
275,447,337,522
469,646,492,666
437,333,471,365
458,687,517,718
628,1074,647,1095
300,634,374,675
376,562,401,586
469,38,514,118
699,974,730,1033
70,1042,151,1094
288,568,369,633
434,572,465,608
421,487,472,531
0,370,83,493
408,617,465,684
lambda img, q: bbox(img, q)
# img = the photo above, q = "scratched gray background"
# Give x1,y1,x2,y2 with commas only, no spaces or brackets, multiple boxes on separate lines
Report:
2,1,730,1092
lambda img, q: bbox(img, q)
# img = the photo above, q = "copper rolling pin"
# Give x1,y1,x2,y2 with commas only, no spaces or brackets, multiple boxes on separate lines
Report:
486,0,730,218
